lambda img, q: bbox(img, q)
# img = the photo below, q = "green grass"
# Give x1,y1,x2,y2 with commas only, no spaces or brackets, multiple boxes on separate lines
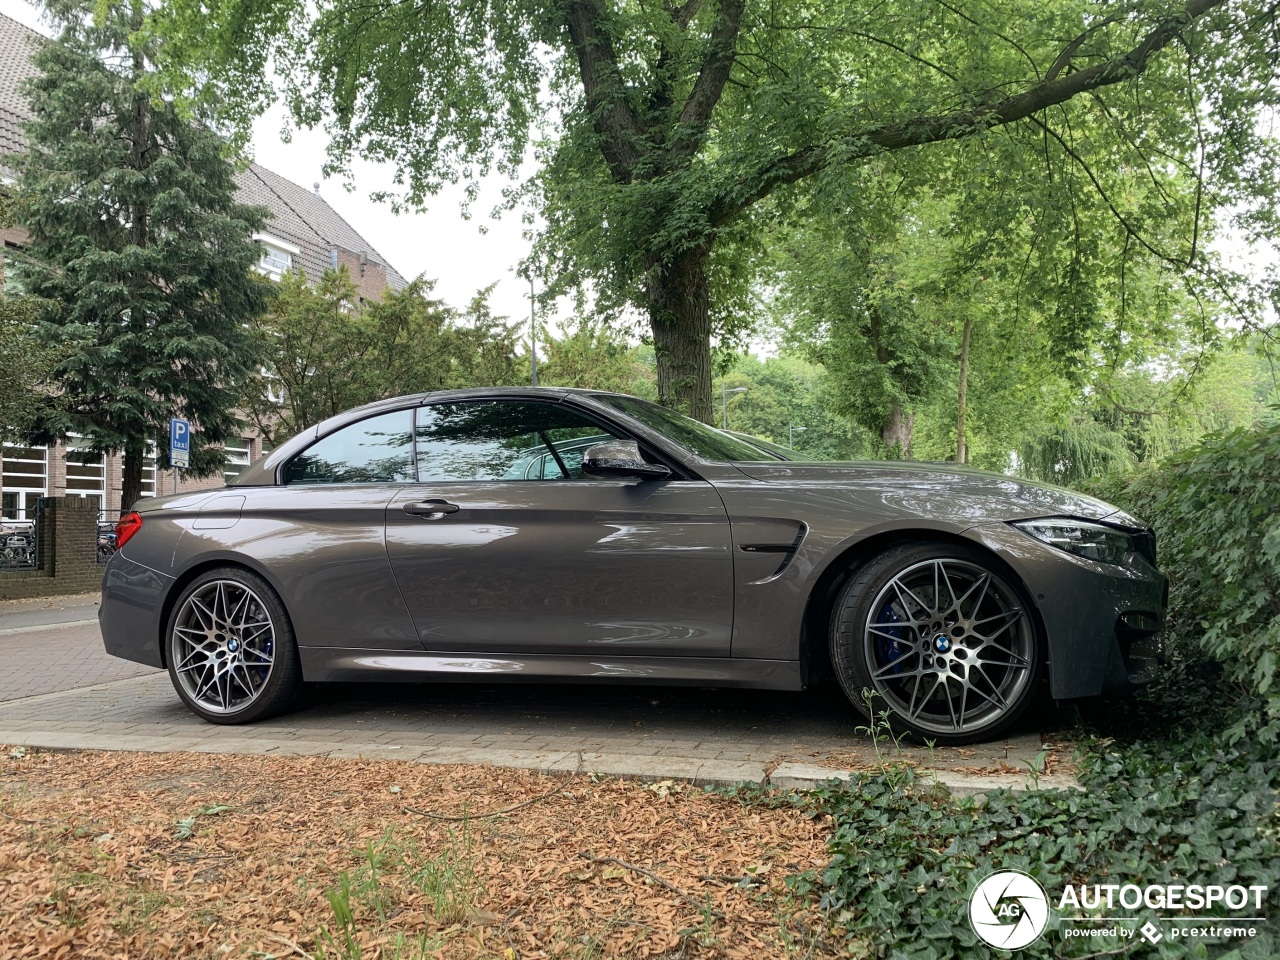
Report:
312,825,477,959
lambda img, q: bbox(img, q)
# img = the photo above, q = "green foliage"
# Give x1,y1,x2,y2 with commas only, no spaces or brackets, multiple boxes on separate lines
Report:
1088,421,1280,741
313,827,470,960
0,294,62,443
714,353,869,459
781,116,1236,463
1014,342,1278,484
149,0,1277,418
537,318,658,400
1019,419,1136,485
779,188,960,455
16,0,269,505
0,194,62,440
244,270,522,444
801,715,1280,958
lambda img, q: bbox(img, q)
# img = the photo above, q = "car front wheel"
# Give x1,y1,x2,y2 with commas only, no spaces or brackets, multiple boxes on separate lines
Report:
166,567,302,724
831,543,1041,745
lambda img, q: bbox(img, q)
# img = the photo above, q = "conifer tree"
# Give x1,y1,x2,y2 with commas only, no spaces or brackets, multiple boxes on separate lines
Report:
17,0,269,511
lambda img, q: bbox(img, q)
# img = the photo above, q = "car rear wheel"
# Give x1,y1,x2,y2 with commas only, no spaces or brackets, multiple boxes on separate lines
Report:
831,543,1041,745
166,567,302,724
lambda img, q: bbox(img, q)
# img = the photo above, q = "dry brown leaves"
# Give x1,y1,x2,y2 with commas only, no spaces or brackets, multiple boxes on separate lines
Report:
0,748,842,960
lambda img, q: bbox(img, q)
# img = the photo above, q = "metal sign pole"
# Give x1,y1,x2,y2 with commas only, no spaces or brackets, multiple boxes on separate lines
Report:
529,276,538,386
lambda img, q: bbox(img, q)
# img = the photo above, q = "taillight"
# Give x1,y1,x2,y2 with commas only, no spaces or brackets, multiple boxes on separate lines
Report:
115,512,143,549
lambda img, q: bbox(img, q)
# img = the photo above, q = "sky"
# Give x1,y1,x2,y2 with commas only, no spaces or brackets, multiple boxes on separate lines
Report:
0,0,547,334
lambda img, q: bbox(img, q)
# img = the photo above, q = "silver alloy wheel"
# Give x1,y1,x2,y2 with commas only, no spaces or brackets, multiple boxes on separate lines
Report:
171,579,277,715
863,558,1034,736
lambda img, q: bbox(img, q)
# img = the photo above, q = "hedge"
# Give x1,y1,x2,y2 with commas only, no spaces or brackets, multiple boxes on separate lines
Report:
1086,420,1280,740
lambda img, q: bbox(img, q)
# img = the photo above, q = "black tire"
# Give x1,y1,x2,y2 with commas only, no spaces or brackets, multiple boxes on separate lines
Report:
165,566,302,724
831,542,1042,745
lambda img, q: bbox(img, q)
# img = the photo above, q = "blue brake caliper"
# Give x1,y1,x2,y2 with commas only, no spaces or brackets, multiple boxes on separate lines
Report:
874,600,909,674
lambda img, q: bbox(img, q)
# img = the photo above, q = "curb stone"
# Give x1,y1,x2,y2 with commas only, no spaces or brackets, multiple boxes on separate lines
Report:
766,761,1081,796
0,730,1080,796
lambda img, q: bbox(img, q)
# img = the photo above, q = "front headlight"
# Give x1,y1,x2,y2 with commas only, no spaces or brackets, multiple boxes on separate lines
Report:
1012,518,1133,565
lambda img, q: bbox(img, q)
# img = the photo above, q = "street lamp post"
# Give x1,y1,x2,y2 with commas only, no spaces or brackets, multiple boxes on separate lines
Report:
722,385,747,430
789,424,807,446
529,276,538,386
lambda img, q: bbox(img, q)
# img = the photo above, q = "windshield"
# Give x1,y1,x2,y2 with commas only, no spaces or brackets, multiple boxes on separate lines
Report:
726,431,799,460
594,395,785,462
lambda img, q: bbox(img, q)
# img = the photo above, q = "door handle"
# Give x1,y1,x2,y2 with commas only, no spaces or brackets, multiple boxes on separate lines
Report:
403,499,460,519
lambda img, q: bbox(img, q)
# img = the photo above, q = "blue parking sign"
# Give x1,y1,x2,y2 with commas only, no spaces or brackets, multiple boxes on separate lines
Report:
169,417,190,468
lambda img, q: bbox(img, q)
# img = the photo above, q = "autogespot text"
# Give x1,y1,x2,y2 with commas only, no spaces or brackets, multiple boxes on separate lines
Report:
1058,884,1268,911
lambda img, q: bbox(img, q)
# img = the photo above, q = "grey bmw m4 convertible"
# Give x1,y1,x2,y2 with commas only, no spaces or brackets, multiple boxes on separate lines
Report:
100,388,1167,744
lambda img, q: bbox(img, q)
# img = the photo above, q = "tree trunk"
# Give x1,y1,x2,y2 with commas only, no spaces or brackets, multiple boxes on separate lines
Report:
647,248,713,422
955,315,972,463
120,444,144,514
883,405,915,459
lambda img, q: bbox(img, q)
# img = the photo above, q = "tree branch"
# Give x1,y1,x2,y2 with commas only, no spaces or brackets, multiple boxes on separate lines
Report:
563,0,645,182
709,0,1227,226
667,0,702,30
1045,16,1119,82
671,0,745,158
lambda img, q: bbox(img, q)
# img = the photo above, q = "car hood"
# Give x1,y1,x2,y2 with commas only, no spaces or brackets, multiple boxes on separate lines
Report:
733,460,1129,526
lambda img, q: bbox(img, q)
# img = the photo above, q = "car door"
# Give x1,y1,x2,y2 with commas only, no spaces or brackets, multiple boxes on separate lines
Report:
259,408,421,650
384,398,735,657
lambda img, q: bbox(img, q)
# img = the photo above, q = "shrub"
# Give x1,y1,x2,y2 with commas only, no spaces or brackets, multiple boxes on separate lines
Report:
1086,421,1280,740
800,721,1280,959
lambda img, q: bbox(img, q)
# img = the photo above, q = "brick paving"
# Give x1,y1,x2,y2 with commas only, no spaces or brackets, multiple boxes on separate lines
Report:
1,621,159,701
0,594,1071,793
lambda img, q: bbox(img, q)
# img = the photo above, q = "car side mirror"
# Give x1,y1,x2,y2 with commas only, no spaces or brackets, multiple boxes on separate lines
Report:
581,440,671,480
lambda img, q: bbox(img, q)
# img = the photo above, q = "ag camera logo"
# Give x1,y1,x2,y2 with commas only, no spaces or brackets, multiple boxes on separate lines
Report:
969,870,1050,949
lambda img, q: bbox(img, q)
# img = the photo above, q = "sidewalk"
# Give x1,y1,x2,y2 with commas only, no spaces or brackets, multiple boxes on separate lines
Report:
0,593,159,700
0,593,1077,796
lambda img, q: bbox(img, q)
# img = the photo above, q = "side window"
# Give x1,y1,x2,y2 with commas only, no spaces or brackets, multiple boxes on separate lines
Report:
416,401,620,482
284,410,415,484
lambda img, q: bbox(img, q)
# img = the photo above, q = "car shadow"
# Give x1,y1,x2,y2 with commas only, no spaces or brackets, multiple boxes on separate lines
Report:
288,679,1063,748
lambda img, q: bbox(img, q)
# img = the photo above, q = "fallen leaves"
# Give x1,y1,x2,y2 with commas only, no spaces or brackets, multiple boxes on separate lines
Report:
0,748,839,959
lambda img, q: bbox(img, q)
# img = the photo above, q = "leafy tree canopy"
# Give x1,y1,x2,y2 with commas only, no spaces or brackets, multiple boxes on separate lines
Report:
537,318,659,399
149,0,1280,421
0,194,62,443
244,269,524,444
0,296,62,444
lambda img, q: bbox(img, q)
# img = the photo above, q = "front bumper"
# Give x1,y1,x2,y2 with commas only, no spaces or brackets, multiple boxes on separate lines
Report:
100,551,175,669
966,522,1168,700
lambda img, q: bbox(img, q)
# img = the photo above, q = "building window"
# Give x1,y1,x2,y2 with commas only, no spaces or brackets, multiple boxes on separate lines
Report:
253,234,301,281
125,444,158,499
261,247,292,274
65,438,106,516
224,438,251,483
1,444,47,520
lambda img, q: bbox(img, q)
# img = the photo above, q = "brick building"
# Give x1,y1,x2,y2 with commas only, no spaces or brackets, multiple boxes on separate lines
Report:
0,12,407,520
